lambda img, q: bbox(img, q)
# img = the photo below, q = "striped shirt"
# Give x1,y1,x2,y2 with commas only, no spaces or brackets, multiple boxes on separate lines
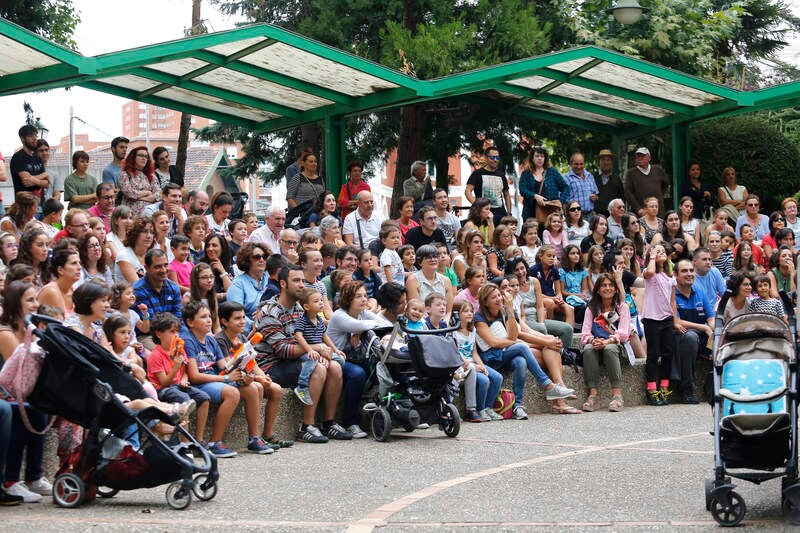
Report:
254,296,303,371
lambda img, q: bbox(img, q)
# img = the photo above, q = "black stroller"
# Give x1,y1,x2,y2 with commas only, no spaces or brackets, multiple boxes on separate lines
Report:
363,314,463,442
27,315,218,510
705,291,800,526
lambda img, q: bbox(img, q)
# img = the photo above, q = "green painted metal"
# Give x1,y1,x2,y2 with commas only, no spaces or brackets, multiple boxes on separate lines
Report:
535,58,604,96
0,17,88,68
670,123,689,211
0,63,84,94
324,115,346,193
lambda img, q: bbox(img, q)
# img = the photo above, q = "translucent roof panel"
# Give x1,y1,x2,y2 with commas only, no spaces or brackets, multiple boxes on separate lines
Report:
100,75,164,93
0,36,59,75
548,57,599,73
205,36,272,57
548,83,673,118
193,68,333,110
494,90,621,125
506,76,553,91
148,58,210,77
156,87,280,122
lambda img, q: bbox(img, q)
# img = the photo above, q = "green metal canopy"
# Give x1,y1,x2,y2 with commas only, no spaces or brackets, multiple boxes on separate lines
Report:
2,16,799,195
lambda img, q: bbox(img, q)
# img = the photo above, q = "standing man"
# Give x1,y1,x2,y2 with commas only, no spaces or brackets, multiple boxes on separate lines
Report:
432,188,461,249
10,125,49,202
606,198,626,243
673,259,714,404
37,140,62,203
593,149,624,217
102,136,129,189
87,183,116,233
465,146,511,226
403,161,434,209
624,147,671,217
404,206,447,253
342,191,383,249
152,146,184,189
63,151,98,210
133,249,183,350
564,152,598,217
247,206,285,254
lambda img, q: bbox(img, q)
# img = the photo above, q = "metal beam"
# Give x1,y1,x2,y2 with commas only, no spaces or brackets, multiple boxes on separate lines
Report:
535,58,603,95
0,63,83,95
0,17,89,68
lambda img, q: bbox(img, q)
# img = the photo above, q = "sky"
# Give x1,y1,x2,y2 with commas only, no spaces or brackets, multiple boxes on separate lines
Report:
0,0,799,157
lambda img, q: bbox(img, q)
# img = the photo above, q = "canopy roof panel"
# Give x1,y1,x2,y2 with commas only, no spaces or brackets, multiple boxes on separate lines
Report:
0,17,798,138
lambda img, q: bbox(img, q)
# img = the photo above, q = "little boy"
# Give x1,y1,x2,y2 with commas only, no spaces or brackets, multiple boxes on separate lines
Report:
736,224,764,265
168,234,193,294
146,313,210,443
260,254,289,306
749,274,788,323
720,230,737,252
404,298,427,332
424,293,448,333
183,215,208,264
293,288,346,405
320,243,338,277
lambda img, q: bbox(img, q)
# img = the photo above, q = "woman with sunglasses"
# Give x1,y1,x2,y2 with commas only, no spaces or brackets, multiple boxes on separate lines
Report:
734,194,770,241
119,146,159,214
761,211,787,265
227,242,271,332
565,200,590,248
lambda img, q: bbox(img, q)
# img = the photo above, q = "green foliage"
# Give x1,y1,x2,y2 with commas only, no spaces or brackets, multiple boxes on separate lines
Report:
690,115,800,210
1,0,80,50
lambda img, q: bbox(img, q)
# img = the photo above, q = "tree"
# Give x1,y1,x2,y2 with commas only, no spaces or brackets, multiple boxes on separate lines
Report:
1,0,80,50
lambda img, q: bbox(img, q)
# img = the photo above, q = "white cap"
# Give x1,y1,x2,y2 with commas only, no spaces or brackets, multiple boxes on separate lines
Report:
635,147,650,156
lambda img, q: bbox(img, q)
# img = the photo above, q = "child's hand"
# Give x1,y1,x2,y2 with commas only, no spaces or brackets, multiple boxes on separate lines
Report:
138,303,148,315
335,349,346,358
132,342,143,354
179,376,189,388
228,369,243,382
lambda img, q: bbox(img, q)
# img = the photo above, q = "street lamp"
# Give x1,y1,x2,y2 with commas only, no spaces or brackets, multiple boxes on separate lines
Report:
608,0,648,26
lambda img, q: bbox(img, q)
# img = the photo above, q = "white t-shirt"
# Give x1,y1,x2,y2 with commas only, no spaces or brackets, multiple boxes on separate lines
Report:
115,246,144,282
343,210,383,249
380,248,405,284
453,329,476,360
206,214,230,238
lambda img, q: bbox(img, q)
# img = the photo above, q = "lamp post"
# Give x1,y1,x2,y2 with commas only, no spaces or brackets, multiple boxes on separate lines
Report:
607,0,648,35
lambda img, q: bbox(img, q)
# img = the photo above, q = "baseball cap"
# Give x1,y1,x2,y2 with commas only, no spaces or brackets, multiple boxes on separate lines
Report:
635,147,650,156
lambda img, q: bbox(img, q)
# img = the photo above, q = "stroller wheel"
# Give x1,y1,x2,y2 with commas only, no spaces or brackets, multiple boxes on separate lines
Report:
53,473,86,508
704,478,714,511
710,491,746,527
165,481,192,510
96,486,119,499
192,474,218,501
441,403,461,438
371,406,392,442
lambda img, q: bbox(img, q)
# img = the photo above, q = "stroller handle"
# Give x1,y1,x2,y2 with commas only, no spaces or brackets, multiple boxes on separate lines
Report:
397,312,462,335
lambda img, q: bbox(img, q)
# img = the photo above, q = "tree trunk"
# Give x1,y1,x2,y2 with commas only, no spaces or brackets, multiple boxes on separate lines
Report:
433,150,450,196
392,103,425,218
176,0,202,180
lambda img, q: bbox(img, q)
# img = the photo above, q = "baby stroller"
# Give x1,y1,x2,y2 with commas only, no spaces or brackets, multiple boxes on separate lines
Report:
363,314,463,442
26,315,218,510
705,291,800,526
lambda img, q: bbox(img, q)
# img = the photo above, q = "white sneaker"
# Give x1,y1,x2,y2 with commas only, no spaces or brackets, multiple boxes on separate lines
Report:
512,406,529,420
482,407,504,421
26,477,52,496
346,424,368,439
5,481,42,503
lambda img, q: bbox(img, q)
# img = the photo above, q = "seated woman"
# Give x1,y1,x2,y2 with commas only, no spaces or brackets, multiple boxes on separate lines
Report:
474,283,573,421
580,273,631,413
463,198,494,246
38,248,82,316
452,229,487,285
227,243,270,332
723,271,753,323
406,245,454,319
308,191,340,228
394,196,419,243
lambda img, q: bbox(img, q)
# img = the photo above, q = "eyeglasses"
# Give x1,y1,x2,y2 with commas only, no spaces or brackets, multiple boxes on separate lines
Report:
251,254,266,261
199,275,215,281
747,203,759,207
487,155,500,161
100,195,115,201
135,153,149,159
87,243,103,249
281,240,298,246
569,207,581,212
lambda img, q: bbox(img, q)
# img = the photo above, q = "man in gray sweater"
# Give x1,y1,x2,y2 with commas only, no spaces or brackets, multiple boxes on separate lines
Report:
624,147,671,217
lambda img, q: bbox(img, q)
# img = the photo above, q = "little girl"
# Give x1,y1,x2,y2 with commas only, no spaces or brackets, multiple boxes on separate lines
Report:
559,244,589,320
586,244,606,292
530,244,574,325
733,241,761,276
542,212,569,261
520,221,540,265
750,274,788,323
379,226,404,285
103,314,158,400
353,249,383,299
641,243,677,406
399,245,417,274
110,280,150,342
453,301,503,422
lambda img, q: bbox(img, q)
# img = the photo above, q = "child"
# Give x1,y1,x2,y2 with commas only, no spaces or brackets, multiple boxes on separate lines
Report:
182,215,208,264
299,231,321,251
720,230,737,253
379,226,404,285
424,293,448,331
733,240,760,275
214,301,292,450
542,212,569,261
586,244,606,291
531,244,574,325
404,298,427,332
499,215,519,245
320,243,338,277
353,249,383,299
293,288,347,406
146,313,210,443
181,301,274,457
641,243,678,406
736,224,764,266
110,279,150,340
559,244,589,316
520,221,540,265
399,244,417,274
103,315,158,400
750,274,788,323
261,254,289,305
168,234,194,294
453,301,503,422
436,242,458,289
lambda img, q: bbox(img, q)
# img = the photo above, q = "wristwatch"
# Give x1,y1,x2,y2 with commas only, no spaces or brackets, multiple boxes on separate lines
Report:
223,375,230,384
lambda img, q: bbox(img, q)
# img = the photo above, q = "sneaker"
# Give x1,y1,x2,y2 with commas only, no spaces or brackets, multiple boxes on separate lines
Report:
247,436,275,455
208,441,237,458
0,489,22,506
659,387,672,406
416,423,430,430
464,409,483,423
265,435,294,449
684,392,699,405
5,481,41,503
512,406,529,420
646,390,661,406
485,408,505,421
478,408,494,422
26,477,52,496
296,424,328,443
293,386,314,406
545,383,575,401
324,422,353,440
346,424,368,439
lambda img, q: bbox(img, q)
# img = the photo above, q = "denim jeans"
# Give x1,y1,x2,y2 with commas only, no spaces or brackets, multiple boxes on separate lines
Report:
475,366,504,411
482,342,552,407
0,400,12,484
298,353,346,388
7,404,45,482
341,361,369,427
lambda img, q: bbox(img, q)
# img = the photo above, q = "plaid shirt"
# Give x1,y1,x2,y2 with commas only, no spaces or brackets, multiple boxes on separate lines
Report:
254,296,303,371
564,169,599,213
133,277,182,327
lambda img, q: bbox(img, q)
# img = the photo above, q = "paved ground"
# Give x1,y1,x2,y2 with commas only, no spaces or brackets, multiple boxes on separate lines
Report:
2,404,797,531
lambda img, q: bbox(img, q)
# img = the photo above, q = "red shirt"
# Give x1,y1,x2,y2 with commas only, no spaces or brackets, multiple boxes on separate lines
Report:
146,344,186,389
50,228,70,245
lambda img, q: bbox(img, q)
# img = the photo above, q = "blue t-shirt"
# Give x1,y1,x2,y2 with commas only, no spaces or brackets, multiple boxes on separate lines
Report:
182,330,225,375
559,268,588,294
530,263,560,296
675,283,714,326
694,267,726,300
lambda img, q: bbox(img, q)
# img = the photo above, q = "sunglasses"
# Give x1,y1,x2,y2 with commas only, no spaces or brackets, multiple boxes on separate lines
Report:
568,207,581,212
487,155,500,161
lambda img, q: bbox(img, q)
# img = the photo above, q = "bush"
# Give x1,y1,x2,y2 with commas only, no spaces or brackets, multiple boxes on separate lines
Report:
691,116,800,212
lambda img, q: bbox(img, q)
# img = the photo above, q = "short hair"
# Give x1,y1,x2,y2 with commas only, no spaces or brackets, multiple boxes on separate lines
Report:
266,253,289,276
320,243,337,259
278,264,303,284
144,248,166,268
96,182,114,197
569,152,585,164
398,244,415,259
64,208,87,228
338,280,366,311
485,146,499,156
418,205,435,220
182,300,209,324
161,182,182,197
336,245,359,263
151,312,181,334
726,270,752,295
319,215,340,235
346,160,363,172
692,246,710,259
376,281,407,311
71,150,89,169
170,234,190,249
720,230,736,241
18,125,37,138
236,242,270,272
753,274,771,287
396,195,415,212
409,161,426,176
433,187,447,198
416,244,438,261
424,292,446,307
218,301,245,323
183,215,208,236
111,136,129,148
299,287,321,306
42,198,64,217
36,304,64,321
500,215,517,227
72,282,110,315
776,228,795,242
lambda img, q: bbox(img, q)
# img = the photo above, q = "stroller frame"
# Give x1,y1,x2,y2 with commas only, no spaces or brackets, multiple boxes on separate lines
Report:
705,290,800,526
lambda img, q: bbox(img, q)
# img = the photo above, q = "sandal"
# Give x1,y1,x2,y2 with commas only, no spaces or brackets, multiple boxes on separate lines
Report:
582,395,600,412
551,404,582,415
609,395,624,412
169,399,196,424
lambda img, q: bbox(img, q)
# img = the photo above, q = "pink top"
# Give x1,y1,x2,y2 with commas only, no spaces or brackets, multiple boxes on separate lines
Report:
641,271,676,320
453,289,479,313
170,259,194,287
581,302,631,345
543,229,568,259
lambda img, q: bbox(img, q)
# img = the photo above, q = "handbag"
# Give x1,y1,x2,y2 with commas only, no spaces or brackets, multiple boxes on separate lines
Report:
345,330,382,364
0,325,55,434
535,177,561,224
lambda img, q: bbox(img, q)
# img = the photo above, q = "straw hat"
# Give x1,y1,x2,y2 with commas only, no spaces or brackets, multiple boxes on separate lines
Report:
596,149,617,159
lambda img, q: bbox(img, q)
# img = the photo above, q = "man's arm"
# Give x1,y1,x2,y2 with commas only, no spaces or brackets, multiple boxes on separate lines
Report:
464,183,476,204
259,313,302,359
17,170,49,188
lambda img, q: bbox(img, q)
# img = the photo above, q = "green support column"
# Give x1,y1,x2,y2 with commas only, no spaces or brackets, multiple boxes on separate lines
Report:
324,115,346,194
670,123,689,211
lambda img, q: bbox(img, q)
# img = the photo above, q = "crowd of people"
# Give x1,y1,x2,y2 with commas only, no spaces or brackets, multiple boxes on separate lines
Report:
0,127,795,506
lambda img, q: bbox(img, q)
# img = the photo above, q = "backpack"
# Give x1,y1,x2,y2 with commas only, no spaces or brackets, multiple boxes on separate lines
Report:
492,388,515,419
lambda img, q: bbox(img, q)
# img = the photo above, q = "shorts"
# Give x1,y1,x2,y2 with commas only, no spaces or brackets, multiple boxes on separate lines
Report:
265,359,303,388
195,381,237,404
157,384,210,405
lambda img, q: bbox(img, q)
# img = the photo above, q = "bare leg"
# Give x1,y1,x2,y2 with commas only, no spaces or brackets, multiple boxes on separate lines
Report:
195,401,209,442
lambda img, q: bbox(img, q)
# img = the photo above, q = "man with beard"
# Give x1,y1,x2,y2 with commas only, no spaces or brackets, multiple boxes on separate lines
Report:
10,125,49,202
